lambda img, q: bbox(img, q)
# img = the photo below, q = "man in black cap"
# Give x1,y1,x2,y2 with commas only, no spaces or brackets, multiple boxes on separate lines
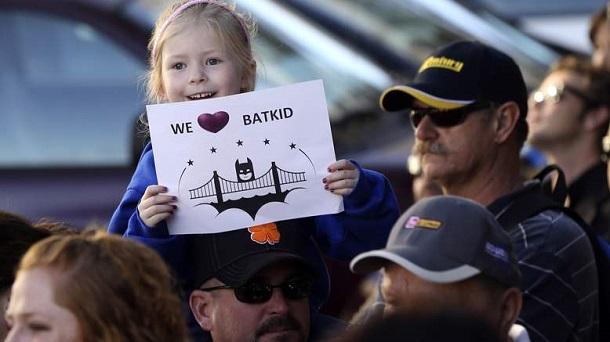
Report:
380,41,599,342
188,218,344,342
351,195,525,342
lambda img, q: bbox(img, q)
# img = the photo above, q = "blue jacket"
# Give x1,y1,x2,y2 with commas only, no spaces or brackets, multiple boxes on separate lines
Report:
109,142,399,305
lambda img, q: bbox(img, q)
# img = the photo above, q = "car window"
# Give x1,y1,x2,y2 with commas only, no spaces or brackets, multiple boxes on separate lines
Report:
307,0,463,63
308,0,550,88
253,27,383,123
0,9,146,167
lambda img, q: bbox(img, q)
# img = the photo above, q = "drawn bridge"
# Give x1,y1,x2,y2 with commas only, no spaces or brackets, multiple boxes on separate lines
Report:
188,162,306,204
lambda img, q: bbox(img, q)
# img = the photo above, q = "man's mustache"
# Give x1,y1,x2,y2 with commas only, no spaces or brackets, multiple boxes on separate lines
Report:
255,314,304,340
414,141,448,155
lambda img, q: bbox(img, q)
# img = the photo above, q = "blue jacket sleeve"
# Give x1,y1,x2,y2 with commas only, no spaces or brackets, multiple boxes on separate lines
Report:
313,162,399,261
107,143,190,281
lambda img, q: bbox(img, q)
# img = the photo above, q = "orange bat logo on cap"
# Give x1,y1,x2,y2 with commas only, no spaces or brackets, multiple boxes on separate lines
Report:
248,223,280,245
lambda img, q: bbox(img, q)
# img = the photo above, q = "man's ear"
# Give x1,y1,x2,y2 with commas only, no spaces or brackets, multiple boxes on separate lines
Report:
189,290,214,332
497,287,522,337
493,102,521,144
584,106,610,132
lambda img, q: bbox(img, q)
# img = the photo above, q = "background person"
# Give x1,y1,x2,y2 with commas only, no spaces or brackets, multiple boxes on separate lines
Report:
527,55,610,241
350,195,525,342
379,40,599,342
5,230,189,342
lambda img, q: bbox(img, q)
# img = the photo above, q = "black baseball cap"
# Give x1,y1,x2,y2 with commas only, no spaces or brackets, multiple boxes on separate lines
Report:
350,195,521,287
380,40,528,116
190,218,321,288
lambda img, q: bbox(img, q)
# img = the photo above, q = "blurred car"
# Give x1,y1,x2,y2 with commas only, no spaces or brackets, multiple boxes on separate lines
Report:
0,0,416,228
458,0,607,54
0,0,151,227
281,0,558,91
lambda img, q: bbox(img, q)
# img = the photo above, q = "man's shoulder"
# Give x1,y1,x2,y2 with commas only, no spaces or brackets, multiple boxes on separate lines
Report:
511,208,596,273
516,208,588,247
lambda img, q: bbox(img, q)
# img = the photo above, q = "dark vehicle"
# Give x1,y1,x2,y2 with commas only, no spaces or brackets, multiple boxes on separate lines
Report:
1,0,416,227
0,0,151,227
1,0,560,229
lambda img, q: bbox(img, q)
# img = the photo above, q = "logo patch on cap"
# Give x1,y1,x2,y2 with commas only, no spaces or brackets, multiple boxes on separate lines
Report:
248,223,280,245
485,242,509,263
404,216,442,230
419,56,464,73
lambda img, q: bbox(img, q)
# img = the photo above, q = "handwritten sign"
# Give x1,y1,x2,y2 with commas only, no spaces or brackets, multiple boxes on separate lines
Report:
147,80,343,234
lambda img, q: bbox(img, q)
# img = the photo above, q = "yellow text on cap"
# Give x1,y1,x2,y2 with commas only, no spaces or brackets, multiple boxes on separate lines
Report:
418,56,464,73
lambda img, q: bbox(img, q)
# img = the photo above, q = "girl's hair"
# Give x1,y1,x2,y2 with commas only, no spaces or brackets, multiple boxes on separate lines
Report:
146,0,257,104
18,230,190,342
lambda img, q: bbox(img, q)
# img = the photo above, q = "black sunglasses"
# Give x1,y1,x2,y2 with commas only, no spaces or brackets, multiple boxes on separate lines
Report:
200,276,314,304
409,102,491,129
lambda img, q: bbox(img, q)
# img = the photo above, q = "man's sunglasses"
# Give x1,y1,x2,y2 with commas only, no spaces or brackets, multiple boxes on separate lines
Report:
200,276,314,304
409,102,491,129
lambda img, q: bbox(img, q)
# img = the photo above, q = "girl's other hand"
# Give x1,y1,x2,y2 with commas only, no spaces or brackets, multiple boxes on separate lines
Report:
323,159,360,196
137,185,177,227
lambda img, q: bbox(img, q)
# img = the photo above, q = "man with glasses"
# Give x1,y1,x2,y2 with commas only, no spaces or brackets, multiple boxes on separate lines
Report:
380,41,598,342
188,218,344,342
528,56,610,242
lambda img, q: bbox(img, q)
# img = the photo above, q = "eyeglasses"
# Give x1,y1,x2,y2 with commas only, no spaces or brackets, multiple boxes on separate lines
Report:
199,276,313,304
529,84,596,107
409,102,491,129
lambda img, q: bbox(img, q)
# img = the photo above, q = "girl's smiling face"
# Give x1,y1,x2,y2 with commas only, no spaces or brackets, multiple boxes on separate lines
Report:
160,24,247,103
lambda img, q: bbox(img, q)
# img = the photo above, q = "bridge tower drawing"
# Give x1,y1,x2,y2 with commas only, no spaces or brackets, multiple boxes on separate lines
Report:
188,162,307,204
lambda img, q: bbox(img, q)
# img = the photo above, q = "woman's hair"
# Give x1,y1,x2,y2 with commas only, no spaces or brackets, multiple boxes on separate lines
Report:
0,211,75,292
18,230,189,342
146,0,257,104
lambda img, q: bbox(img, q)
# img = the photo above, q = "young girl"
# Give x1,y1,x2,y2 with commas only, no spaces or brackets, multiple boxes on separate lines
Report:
108,0,398,325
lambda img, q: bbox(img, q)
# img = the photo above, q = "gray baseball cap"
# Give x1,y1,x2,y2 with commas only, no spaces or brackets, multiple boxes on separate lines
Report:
350,195,520,287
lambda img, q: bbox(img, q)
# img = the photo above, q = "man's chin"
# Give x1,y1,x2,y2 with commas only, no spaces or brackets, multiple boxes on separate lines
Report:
256,330,305,342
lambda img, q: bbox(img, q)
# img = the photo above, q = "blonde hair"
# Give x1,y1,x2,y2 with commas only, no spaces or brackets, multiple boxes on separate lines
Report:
146,0,256,104
18,230,190,342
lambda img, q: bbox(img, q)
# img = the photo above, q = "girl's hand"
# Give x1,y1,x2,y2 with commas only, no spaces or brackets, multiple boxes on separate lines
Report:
137,185,177,227
323,159,360,196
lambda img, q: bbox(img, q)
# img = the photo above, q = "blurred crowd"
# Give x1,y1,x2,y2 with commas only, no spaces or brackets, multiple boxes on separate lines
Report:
2,1,610,342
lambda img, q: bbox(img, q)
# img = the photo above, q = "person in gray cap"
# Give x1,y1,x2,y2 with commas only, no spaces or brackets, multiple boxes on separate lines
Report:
379,40,599,342
351,195,526,342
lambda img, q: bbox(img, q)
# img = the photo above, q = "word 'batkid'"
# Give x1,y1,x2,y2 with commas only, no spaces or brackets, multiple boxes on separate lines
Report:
242,107,294,126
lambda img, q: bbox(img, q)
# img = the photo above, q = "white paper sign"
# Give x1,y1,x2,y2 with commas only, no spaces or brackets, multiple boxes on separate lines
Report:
147,80,343,234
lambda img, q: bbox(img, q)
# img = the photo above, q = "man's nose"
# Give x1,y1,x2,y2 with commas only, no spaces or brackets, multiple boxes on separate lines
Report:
415,115,438,141
265,288,290,315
